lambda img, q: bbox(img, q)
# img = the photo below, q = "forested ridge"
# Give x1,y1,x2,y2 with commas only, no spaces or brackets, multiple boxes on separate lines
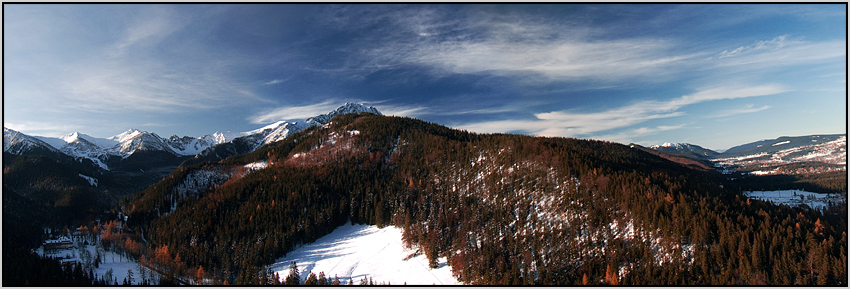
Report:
118,112,847,285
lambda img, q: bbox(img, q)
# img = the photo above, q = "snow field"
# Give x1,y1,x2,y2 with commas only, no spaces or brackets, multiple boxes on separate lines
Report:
36,244,146,285
270,223,461,285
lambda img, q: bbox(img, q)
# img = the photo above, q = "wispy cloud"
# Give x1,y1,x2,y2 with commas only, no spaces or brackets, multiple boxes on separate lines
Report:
45,6,268,114
455,84,788,139
249,100,344,124
405,37,697,83
711,35,845,69
711,104,771,118
111,6,184,56
58,61,260,112
356,11,699,84
4,121,84,138
376,104,428,118
718,35,795,58
590,124,687,144
265,78,287,85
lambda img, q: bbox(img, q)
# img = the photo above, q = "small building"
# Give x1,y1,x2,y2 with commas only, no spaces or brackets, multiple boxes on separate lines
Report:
60,259,78,267
43,236,73,251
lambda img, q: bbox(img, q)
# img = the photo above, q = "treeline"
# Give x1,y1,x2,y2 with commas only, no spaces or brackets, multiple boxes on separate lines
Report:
2,248,96,286
728,170,847,195
122,113,847,285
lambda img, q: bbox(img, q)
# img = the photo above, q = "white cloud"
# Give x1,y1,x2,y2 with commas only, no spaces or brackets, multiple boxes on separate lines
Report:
405,37,696,82
376,105,428,118
455,84,788,140
249,100,344,124
589,124,687,144
265,79,286,85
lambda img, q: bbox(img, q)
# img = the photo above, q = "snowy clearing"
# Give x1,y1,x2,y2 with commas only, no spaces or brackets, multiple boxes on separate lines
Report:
270,223,460,285
36,244,148,285
744,190,845,211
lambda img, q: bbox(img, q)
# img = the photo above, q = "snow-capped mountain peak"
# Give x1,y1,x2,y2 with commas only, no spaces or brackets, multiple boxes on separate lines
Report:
108,129,144,143
305,102,382,125
61,131,119,148
652,142,687,149
60,132,82,143
649,142,719,159
247,120,290,135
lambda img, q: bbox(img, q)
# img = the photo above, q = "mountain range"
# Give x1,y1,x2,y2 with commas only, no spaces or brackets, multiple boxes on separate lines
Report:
4,103,381,171
646,134,846,175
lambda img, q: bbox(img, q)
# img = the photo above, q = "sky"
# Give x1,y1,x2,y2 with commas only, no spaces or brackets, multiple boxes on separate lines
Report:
3,4,846,151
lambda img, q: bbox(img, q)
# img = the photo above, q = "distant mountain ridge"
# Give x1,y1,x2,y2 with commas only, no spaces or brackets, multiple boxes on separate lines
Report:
3,103,382,170
721,134,845,157
650,134,847,176
649,142,719,160
650,134,846,160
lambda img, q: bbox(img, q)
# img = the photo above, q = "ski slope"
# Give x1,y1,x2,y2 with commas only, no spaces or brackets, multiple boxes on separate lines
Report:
270,223,461,285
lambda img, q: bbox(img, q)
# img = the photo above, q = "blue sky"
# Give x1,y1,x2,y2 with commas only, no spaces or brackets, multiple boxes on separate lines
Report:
3,4,846,151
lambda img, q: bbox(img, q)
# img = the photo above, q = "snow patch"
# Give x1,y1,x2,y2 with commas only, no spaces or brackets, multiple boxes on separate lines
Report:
271,223,460,285
244,161,269,172
772,140,791,146
78,174,98,187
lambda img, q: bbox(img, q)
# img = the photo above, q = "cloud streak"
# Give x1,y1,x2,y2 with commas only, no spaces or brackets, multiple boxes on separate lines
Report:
352,10,700,84
712,104,771,118
711,35,845,69
455,84,788,140
249,100,344,124
58,60,260,113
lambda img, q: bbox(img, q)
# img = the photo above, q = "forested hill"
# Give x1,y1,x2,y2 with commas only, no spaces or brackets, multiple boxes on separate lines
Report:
120,112,847,285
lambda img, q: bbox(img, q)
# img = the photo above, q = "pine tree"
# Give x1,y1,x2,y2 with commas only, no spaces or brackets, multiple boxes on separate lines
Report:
196,266,206,285
318,271,327,285
305,272,318,285
286,261,300,285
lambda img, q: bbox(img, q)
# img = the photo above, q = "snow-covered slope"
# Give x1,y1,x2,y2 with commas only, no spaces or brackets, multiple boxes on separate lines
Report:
270,223,459,285
3,127,61,155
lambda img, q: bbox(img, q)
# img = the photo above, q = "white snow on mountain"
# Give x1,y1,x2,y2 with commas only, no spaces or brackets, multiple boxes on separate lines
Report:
4,127,61,154
305,102,382,125
270,223,460,285
63,132,120,148
107,129,144,143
